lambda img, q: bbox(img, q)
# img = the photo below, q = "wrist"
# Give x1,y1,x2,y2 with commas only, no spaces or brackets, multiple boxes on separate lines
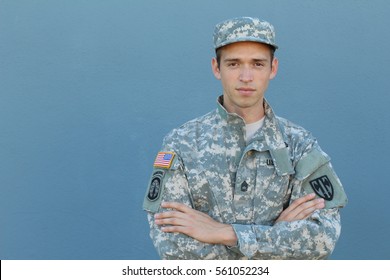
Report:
219,224,238,246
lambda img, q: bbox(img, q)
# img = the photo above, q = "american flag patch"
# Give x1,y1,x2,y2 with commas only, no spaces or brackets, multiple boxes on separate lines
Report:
153,152,175,169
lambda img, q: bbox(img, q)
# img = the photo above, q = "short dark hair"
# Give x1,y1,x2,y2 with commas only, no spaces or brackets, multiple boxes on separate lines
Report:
215,44,276,69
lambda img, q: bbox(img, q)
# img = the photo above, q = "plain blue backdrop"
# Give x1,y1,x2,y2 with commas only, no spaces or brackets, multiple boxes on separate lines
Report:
1,0,389,259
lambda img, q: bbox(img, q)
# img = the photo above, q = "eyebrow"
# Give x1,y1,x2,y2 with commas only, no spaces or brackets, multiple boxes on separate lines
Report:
223,58,269,63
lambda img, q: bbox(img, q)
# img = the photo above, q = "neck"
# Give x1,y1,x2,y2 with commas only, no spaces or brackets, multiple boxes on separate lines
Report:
238,108,265,124
223,99,265,124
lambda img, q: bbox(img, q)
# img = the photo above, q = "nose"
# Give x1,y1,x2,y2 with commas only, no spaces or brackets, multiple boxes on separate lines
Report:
239,66,253,82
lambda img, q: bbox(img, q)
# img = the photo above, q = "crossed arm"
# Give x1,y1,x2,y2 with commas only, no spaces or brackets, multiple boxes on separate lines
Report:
154,193,325,246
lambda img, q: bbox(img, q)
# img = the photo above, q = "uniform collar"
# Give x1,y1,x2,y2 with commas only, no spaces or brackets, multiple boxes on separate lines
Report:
216,95,294,176
216,95,245,125
216,95,275,125
216,95,286,150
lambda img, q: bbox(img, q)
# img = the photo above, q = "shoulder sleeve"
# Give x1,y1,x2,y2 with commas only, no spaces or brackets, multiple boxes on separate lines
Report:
143,149,235,259
295,148,348,209
143,151,181,213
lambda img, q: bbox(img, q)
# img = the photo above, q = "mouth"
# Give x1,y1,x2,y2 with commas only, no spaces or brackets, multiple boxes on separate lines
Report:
236,87,256,96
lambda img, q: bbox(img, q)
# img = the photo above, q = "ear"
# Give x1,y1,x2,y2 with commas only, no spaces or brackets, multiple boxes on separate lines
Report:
211,57,221,80
269,57,279,80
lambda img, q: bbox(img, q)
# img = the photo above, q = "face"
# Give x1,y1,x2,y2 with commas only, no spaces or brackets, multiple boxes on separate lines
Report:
212,41,278,121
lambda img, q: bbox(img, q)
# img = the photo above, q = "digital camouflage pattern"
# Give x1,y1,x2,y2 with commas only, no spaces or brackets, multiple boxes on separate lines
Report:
213,17,278,50
143,97,348,259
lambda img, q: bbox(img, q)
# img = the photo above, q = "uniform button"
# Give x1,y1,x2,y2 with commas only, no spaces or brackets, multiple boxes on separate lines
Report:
241,181,249,192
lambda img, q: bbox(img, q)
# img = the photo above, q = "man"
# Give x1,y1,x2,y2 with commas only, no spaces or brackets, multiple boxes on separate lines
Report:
143,17,347,259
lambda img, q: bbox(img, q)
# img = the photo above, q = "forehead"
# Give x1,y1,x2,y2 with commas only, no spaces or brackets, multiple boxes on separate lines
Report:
218,41,273,60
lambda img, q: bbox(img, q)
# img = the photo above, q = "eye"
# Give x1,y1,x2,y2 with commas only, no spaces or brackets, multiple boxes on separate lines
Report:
254,62,264,67
228,62,239,67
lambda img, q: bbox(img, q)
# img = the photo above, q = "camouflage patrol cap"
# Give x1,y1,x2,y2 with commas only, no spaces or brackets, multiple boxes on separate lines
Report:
213,17,278,50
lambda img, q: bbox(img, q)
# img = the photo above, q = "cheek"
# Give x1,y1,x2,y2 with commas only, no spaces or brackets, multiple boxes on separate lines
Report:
220,71,238,84
255,73,272,85
221,77,236,91
257,79,270,90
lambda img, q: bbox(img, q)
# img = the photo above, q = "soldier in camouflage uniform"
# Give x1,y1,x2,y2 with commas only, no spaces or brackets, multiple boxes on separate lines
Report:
143,17,347,259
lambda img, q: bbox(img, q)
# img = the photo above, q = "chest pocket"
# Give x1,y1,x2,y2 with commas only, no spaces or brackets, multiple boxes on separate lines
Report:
186,170,213,213
186,168,233,223
269,147,295,176
234,148,294,224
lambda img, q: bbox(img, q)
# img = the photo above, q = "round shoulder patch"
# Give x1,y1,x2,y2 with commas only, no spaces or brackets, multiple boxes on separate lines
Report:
147,170,165,201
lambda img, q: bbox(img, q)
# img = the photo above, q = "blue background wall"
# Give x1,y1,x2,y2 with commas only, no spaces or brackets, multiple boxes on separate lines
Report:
1,0,389,260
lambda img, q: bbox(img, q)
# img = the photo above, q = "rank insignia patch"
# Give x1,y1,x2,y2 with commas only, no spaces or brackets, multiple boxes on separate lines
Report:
153,152,175,169
309,175,334,201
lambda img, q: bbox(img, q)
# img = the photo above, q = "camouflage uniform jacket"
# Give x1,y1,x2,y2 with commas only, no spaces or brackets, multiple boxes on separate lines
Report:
143,96,347,259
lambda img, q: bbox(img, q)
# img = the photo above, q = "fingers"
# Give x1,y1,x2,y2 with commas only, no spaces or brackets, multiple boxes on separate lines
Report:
155,215,181,226
276,193,325,223
154,211,190,234
293,200,323,220
277,194,317,221
156,201,211,219
160,201,191,213
154,208,184,225
291,196,325,217
288,193,316,211
159,225,186,234
153,202,206,238
154,202,196,227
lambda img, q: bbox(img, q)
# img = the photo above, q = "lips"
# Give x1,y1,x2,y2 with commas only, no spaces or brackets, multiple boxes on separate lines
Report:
236,87,256,95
